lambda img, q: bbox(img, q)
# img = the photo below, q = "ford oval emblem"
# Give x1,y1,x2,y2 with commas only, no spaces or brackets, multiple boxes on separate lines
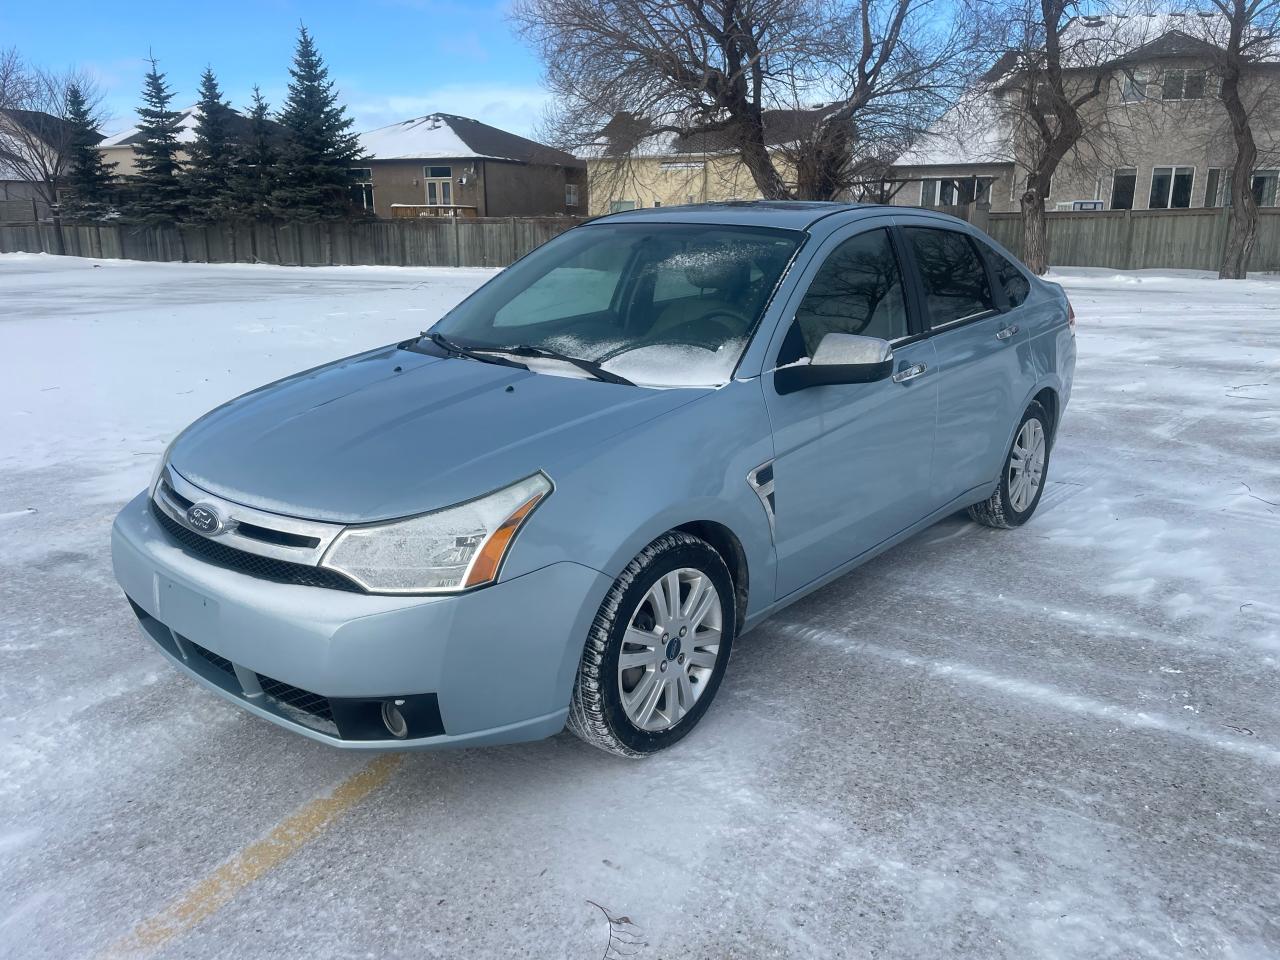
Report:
186,503,223,535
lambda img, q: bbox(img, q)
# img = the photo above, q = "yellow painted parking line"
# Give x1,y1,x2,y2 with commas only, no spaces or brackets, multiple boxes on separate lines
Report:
105,753,402,958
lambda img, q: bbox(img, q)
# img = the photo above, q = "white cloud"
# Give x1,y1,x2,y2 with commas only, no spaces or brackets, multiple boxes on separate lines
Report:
349,83,553,138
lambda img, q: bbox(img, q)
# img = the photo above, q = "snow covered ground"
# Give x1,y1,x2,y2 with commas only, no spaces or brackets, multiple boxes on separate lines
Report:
1,254,1278,959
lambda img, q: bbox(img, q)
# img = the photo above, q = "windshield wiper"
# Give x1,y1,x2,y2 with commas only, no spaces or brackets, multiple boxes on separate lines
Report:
425,332,528,371
469,344,635,387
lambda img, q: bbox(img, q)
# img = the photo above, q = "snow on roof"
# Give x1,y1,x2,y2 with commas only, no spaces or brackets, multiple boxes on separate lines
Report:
99,106,203,147
360,114,478,160
358,113,582,167
895,98,1013,168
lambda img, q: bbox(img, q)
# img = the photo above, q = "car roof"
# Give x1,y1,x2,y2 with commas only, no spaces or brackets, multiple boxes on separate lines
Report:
588,200,969,233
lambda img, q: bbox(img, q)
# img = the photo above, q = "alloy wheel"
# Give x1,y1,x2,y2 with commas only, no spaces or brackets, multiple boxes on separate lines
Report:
1008,418,1046,512
617,568,722,731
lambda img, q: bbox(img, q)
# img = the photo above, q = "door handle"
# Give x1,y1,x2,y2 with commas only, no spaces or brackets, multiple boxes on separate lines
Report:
892,362,927,384
996,324,1020,340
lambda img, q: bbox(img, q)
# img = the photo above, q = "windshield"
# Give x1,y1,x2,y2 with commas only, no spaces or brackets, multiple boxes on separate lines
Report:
425,222,802,387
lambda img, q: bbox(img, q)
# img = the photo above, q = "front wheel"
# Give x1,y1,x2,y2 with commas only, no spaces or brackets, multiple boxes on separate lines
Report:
567,531,736,758
968,400,1051,529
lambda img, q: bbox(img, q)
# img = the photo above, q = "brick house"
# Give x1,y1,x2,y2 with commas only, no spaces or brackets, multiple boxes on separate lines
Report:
355,113,586,218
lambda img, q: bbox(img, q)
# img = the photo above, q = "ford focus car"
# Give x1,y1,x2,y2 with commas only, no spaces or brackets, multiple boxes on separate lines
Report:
111,201,1075,757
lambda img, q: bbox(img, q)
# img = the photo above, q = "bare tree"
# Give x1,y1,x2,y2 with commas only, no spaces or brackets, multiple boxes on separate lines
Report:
0,50,106,251
1178,1,1280,278
982,2,1154,274
513,0,988,203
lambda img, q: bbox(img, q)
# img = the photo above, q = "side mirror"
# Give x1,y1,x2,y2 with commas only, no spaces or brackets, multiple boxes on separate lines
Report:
774,333,894,395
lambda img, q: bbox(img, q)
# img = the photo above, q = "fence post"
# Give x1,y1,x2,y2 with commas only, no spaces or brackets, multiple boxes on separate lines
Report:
452,215,461,267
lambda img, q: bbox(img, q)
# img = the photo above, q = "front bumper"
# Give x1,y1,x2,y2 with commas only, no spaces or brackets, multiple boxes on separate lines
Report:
111,492,612,749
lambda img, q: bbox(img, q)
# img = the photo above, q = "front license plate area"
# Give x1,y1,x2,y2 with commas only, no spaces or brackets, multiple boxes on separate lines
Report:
158,576,220,645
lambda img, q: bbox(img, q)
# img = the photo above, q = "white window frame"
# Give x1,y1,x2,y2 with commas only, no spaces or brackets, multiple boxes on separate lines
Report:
1203,167,1225,207
1252,170,1280,207
349,168,374,211
1160,69,1210,102
608,199,637,213
423,165,453,206
1149,165,1196,209
565,183,579,207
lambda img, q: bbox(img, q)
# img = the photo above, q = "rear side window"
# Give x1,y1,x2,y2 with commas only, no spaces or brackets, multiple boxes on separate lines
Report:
905,227,996,327
790,228,909,356
981,242,1031,308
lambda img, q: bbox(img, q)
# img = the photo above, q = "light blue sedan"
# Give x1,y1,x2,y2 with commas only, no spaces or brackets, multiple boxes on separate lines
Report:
111,202,1075,757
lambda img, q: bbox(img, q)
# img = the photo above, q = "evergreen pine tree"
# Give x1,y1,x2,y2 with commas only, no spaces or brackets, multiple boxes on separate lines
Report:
61,83,117,220
229,86,280,221
182,67,237,222
126,57,187,225
272,25,363,220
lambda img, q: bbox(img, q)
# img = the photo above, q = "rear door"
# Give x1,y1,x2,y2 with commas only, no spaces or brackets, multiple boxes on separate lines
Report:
762,221,938,598
899,223,1027,505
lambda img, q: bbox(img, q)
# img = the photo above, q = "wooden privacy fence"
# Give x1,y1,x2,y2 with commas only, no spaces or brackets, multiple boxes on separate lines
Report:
986,207,1280,273
4,209,1279,273
0,216,589,269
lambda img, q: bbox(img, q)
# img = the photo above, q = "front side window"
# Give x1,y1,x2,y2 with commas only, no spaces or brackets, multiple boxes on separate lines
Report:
1111,168,1137,209
789,228,908,357
905,227,996,327
1150,166,1194,208
609,199,637,213
429,223,801,387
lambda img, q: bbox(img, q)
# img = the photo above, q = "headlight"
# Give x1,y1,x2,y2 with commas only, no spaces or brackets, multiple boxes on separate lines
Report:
319,473,552,594
149,437,178,497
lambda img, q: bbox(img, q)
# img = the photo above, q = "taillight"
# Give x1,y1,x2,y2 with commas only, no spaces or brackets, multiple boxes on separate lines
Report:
1067,299,1076,335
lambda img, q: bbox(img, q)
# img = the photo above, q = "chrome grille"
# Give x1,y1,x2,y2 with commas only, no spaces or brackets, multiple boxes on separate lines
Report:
151,501,365,592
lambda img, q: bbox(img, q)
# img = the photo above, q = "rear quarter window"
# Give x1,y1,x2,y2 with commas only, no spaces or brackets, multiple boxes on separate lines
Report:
981,242,1032,308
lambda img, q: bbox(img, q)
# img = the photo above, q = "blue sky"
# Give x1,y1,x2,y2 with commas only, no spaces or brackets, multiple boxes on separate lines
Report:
1,1,551,138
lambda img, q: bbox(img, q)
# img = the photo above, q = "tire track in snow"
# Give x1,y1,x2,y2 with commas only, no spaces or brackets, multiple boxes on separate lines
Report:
774,621,1280,767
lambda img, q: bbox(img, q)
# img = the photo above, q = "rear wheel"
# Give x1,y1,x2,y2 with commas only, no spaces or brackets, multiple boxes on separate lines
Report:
969,401,1051,529
567,532,735,758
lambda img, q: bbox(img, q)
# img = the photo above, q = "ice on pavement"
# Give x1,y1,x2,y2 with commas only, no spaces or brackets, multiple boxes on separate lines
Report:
1,254,1278,959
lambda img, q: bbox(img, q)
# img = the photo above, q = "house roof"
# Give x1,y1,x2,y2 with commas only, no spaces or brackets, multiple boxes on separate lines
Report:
1,108,87,147
582,108,828,159
358,113,583,167
894,97,1014,168
99,104,256,147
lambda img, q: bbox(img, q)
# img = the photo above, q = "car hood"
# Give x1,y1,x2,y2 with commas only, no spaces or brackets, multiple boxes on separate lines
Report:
169,345,706,523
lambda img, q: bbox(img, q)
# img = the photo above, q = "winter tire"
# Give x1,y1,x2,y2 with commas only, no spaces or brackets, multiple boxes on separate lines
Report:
567,531,736,758
968,400,1051,529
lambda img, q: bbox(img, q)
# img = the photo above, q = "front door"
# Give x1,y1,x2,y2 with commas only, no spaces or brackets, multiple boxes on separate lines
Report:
763,224,939,599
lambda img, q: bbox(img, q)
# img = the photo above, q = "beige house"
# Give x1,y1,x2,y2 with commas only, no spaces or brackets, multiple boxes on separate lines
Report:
888,16,1280,214
357,114,586,219
581,111,810,215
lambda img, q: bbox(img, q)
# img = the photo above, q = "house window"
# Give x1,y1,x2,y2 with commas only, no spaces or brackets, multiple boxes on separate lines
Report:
1252,170,1279,207
609,200,637,213
1110,168,1137,209
424,166,453,206
1203,168,1224,207
1120,72,1146,103
1161,69,1209,101
349,168,374,210
653,199,662,207
1149,166,1195,208
920,177,992,207
565,183,579,207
